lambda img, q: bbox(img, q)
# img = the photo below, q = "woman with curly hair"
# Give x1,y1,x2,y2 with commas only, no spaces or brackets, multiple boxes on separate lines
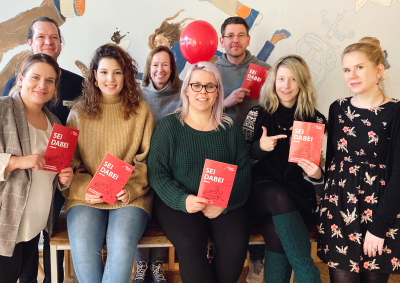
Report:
64,43,155,283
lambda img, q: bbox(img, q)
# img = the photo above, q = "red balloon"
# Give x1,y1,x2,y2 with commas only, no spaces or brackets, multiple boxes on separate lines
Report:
180,20,218,64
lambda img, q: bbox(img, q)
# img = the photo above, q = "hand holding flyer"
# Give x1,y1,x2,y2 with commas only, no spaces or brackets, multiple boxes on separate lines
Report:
197,159,237,208
241,63,269,100
86,153,135,205
44,124,79,172
288,121,325,165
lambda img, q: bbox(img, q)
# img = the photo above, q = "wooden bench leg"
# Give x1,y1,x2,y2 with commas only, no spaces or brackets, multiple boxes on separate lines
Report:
168,246,176,270
50,245,58,283
38,262,45,277
290,271,295,283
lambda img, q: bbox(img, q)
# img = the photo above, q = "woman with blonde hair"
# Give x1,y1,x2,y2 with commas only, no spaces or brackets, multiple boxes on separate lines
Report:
243,54,325,282
148,61,251,283
319,37,400,283
64,43,155,283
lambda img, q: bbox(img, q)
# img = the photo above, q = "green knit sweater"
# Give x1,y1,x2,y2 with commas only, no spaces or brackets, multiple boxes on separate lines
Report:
148,113,251,213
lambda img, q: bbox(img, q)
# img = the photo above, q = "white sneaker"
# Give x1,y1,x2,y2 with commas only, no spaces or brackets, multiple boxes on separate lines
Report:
246,259,264,283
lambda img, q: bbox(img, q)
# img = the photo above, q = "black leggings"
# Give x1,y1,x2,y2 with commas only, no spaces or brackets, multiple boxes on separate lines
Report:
154,194,249,283
329,267,390,283
0,234,40,283
249,181,298,254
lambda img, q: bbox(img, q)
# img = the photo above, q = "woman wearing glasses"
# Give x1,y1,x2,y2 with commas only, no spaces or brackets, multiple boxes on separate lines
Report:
148,62,251,283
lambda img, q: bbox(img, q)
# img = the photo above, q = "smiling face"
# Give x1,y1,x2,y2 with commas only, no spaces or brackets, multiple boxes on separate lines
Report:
220,24,250,64
275,66,300,108
186,70,219,113
19,62,57,108
94,58,124,98
150,51,172,90
342,51,383,96
28,21,62,60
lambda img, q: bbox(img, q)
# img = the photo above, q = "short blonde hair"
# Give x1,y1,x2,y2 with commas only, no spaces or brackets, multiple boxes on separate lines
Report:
259,54,317,120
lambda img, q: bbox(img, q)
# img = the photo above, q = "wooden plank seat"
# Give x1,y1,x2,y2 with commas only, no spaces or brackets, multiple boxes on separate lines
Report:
49,216,317,283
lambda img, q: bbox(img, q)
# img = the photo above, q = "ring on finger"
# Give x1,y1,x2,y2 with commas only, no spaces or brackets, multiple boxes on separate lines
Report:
373,247,378,252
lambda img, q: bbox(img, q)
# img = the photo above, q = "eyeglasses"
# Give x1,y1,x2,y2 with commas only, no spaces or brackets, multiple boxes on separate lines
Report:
189,83,218,93
222,33,248,39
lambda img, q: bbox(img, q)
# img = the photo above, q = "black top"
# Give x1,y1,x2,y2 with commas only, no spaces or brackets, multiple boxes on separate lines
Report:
325,98,400,237
2,68,83,125
243,104,327,225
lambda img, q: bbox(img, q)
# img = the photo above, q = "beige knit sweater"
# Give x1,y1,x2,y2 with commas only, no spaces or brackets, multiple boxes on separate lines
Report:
64,96,156,216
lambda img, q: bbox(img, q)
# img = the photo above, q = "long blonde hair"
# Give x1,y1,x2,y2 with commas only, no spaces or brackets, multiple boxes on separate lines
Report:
260,55,317,120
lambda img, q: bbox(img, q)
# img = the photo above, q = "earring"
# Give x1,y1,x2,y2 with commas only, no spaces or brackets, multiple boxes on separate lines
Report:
376,76,380,85
95,81,99,87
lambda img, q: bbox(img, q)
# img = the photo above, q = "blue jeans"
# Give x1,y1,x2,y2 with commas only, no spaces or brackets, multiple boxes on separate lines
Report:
67,205,149,283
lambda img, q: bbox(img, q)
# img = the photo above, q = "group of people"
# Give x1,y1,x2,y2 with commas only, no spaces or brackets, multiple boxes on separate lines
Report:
0,14,399,283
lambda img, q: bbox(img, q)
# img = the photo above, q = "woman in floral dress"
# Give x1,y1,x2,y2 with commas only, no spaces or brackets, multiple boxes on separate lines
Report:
318,37,400,283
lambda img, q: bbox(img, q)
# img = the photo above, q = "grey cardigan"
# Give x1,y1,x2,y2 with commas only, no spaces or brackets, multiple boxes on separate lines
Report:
0,93,63,257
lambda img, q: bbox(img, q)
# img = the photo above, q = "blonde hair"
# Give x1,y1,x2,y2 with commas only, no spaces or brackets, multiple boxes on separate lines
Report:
259,55,317,120
148,10,194,49
177,62,232,129
342,37,386,94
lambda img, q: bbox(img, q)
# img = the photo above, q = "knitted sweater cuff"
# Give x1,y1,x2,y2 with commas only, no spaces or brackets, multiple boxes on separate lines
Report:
178,194,189,213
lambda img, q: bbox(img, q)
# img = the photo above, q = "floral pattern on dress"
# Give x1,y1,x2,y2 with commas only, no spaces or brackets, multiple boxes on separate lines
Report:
318,98,400,274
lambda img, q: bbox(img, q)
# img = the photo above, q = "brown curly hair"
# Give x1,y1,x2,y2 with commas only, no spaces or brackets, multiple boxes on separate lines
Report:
74,43,141,120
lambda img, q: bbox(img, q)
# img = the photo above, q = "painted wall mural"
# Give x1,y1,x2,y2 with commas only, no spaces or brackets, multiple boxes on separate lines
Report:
356,0,400,11
296,10,355,90
0,0,399,115
0,0,86,93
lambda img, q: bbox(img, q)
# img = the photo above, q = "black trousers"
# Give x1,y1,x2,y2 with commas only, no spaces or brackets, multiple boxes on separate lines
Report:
0,234,40,283
248,181,298,254
154,194,249,283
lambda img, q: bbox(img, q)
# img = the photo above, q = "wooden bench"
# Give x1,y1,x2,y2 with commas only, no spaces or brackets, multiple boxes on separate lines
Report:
50,216,319,283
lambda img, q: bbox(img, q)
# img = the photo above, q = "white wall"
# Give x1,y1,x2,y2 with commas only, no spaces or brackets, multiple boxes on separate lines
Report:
1,0,399,116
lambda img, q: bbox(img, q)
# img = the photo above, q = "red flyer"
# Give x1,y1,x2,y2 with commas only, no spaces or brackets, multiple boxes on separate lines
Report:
241,63,269,100
197,159,238,208
86,153,135,205
288,121,325,165
44,124,79,172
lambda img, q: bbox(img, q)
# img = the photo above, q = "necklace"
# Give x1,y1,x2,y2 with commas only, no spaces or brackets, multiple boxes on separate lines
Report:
187,114,213,131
